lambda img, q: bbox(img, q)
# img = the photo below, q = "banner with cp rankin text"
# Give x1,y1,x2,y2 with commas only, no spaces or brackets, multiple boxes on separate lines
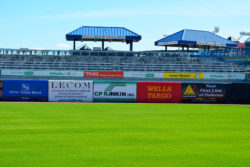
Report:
49,80,93,102
94,81,137,102
137,82,181,103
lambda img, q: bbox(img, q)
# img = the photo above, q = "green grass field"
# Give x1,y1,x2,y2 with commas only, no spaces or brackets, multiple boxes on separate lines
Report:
0,103,249,167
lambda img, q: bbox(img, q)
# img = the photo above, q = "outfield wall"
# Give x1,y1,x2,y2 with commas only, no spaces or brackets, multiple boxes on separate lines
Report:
231,83,250,104
0,79,249,104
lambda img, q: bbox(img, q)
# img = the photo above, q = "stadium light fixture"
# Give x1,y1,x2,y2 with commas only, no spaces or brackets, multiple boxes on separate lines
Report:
237,32,250,41
213,27,220,34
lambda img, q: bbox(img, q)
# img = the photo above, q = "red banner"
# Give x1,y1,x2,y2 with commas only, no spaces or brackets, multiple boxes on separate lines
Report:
84,71,124,78
137,82,181,103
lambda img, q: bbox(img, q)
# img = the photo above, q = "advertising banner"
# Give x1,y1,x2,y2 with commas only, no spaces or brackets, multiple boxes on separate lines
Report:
137,82,181,103
0,80,2,101
2,80,48,101
203,73,246,80
181,83,228,103
1,69,83,77
124,72,163,78
163,72,203,79
94,81,137,102
84,71,124,78
49,80,93,102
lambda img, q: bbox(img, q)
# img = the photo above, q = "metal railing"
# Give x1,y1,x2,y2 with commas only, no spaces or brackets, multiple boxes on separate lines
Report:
0,48,249,57
0,48,249,73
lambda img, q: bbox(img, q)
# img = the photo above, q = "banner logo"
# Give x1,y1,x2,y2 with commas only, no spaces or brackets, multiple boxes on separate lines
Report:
22,84,30,91
183,85,195,96
105,82,126,91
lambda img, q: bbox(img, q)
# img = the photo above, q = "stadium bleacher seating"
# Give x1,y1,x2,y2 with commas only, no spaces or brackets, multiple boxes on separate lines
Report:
0,48,249,74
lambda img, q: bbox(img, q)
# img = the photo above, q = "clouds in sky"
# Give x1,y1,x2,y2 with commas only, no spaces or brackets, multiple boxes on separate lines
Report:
56,43,71,49
37,3,250,20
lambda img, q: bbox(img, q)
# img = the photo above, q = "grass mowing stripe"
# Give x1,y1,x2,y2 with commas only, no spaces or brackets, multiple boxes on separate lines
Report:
0,103,249,167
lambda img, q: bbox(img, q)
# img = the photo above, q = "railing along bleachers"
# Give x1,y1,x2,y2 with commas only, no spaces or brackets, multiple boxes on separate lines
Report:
0,48,249,73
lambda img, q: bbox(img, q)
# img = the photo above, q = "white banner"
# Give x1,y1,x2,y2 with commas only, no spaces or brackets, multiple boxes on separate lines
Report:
49,80,93,102
124,72,163,78
203,73,245,80
1,69,83,77
94,81,137,102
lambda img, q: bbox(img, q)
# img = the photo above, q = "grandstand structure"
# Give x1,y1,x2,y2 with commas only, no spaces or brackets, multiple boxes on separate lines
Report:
0,27,249,82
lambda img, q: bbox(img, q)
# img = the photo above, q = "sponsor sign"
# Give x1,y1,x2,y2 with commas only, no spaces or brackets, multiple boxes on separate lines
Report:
2,80,48,101
1,69,83,77
84,71,124,78
181,83,227,103
82,35,125,40
158,41,178,46
124,72,163,78
203,73,245,80
0,80,2,101
137,82,181,103
49,80,93,102
163,72,203,79
94,81,137,102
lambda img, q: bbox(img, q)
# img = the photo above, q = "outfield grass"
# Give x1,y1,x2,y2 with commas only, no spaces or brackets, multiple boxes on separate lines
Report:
0,103,249,167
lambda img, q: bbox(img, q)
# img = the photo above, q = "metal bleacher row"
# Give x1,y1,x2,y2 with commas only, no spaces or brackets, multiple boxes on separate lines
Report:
0,48,249,73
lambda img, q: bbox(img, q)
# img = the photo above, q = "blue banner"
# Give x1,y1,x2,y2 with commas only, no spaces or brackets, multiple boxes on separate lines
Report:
3,80,48,101
0,80,2,101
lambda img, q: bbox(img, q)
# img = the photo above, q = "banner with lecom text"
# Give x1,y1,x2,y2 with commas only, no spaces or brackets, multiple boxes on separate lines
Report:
49,80,93,102
181,83,229,103
137,82,181,103
84,71,124,78
163,72,203,79
94,81,137,102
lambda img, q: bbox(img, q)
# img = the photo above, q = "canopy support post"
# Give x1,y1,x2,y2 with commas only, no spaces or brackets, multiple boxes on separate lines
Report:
130,42,133,51
165,46,168,51
102,40,105,51
73,40,76,50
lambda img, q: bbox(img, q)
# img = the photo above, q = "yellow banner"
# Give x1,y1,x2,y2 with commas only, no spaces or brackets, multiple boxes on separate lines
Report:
163,73,203,79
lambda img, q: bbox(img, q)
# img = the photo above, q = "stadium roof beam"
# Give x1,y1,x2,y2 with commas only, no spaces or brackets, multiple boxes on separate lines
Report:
66,26,142,51
155,29,238,50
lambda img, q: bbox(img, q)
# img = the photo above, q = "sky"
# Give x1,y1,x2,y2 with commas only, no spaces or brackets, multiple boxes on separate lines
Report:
0,0,249,51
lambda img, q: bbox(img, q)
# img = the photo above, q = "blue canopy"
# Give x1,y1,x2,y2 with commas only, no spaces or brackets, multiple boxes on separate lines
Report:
66,26,141,42
155,29,237,48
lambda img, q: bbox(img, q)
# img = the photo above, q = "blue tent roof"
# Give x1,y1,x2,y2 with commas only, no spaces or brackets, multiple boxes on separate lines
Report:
66,26,141,42
155,29,237,48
